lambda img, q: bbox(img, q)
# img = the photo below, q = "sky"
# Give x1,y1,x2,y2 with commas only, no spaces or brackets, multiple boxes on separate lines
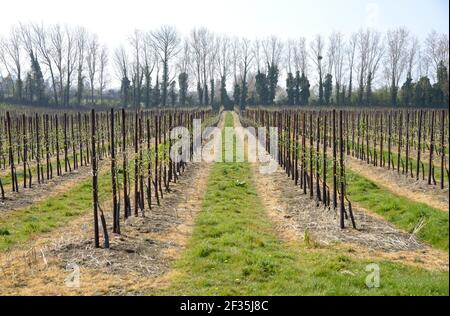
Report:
1,0,448,48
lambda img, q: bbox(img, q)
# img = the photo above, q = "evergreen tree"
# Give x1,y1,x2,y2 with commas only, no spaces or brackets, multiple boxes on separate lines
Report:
286,72,295,106
169,80,177,106
267,64,279,105
233,83,241,107
120,76,131,107
152,77,160,107
241,80,248,109
437,61,449,107
204,83,209,105
294,71,301,105
324,73,333,105
197,82,203,106
400,72,413,106
390,76,398,107
299,72,310,105
210,79,216,110
220,76,229,108
365,72,373,106
319,78,324,104
144,67,152,107
341,84,346,105
178,72,188,106
414,76,432,107
432,83,443,106
24,72,33,102
30,52,46,104
255,70,268,105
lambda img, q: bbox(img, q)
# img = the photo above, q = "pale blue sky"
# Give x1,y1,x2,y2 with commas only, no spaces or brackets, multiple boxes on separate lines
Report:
0,0,448,46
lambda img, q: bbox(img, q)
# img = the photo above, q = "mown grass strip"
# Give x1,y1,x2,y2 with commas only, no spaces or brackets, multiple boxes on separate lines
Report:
345,168,449,250
0,170,112,251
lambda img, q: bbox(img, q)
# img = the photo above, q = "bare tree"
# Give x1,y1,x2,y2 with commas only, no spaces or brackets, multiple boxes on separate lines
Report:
425,30,449,81
263,36,283,104
86,34,99,105
328,32,346,104
0,25,23,100
238,38,254,109
217,36,231,81
208,37,219,107
151,25,180,107
310,34,325,104
49,24,65,107
19,23,43,102
355,29,370,104
406,36,419,78
385,27,409,106
286,40,295,74
190,28,203,105
231,37,241,87
114,45,130,105
75,27,87,106
199,28,213,105
0,38,14,98
365,30,384,105
98,45,108,105
178,37,190,74
293,37,308,76
262,36,283,70
33,23,59,105
216,36,231,105
416,46,430,79
253,38,263,73
129,29,143,106
142,33,157,107
65,26,78,106
346,33,357,103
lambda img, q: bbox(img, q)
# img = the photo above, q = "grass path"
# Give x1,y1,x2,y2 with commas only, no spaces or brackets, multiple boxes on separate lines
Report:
157,112,448,296
0,167,112,251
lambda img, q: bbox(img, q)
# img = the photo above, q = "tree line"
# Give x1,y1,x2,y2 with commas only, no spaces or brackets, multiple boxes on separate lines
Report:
0,23,448,109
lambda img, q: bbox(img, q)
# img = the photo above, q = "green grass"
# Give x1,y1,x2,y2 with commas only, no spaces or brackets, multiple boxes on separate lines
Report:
345,169,449,250
0,169,112,251
157,112,449,296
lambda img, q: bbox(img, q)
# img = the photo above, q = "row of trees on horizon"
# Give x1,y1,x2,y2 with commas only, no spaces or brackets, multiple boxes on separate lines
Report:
0,23,448,109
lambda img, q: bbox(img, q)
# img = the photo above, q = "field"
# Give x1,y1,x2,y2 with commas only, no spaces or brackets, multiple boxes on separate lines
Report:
0,106,448,296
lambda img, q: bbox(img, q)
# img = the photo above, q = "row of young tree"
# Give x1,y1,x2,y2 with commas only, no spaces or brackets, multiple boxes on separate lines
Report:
0,23,448,108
